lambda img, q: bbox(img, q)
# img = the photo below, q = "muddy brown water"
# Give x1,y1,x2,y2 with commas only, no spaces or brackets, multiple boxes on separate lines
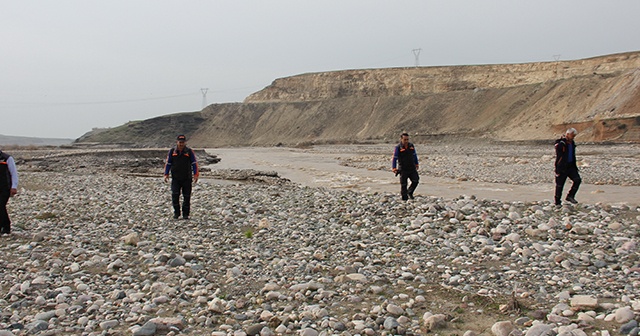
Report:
204,146,640,207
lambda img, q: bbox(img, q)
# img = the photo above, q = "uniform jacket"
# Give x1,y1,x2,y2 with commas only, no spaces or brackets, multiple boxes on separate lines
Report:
554,137,577,174
392,142,419,172
164,147,199,179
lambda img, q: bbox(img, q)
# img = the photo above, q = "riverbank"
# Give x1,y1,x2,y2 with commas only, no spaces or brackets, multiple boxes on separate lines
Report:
207,143,640,206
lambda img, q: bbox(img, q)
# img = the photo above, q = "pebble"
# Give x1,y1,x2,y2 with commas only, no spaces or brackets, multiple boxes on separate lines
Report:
615,306,636,323
523,324,554,336
620,320,639,335
386,304,404,316
492,321,515,336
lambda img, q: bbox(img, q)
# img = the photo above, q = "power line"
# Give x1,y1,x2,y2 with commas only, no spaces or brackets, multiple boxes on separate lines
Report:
0,92,200,107
0,84,268,107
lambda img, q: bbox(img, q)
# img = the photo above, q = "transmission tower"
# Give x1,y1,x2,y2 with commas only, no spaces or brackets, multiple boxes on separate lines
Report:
553,55,561,79
201,88,209,109
412,48,422,67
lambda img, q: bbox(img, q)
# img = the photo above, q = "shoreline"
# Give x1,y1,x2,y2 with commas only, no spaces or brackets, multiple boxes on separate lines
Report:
206,146,640,207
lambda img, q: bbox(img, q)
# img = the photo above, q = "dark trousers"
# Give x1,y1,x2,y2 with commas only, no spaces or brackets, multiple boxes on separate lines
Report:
555,165,581,204
400,170,419,200
0,191,11,233
171,178,192,217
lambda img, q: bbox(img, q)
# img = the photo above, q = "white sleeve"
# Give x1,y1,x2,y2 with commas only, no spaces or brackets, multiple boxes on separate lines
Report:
7,156,18,189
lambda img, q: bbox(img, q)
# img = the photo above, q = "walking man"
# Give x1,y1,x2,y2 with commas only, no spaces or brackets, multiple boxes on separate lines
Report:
164,135,199,219
0,150,19,235
392,132,420,201
554,128,581,206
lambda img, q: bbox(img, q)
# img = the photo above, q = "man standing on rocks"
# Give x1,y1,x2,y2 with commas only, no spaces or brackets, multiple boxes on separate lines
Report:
392,132,420,201
0,149,19,235
164,135,199,219
554,128,581,206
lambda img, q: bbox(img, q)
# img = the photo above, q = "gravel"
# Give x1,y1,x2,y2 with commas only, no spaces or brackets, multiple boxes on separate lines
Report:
335,142,640,186
1,144,639,336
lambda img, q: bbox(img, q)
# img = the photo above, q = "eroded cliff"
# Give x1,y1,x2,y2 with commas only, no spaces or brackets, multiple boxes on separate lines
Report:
77,51,640,147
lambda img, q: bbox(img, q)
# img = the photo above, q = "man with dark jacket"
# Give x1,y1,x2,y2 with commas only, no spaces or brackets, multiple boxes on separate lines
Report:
554,128,581,206
0,150,19,235
164,135,199,219
392,132,420,201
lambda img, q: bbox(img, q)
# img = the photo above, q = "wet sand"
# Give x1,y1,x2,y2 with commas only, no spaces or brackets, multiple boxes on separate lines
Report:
205,146,640,206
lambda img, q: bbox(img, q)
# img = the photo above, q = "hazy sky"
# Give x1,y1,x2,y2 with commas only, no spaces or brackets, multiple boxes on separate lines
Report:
2,1,639,139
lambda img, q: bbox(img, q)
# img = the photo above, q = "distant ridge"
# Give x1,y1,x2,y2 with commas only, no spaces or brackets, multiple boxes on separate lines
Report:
77,51,640,147
0,134,73,147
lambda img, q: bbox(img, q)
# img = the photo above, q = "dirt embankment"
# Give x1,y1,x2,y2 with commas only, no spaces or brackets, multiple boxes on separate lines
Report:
14,148,219,176
76,52,640,147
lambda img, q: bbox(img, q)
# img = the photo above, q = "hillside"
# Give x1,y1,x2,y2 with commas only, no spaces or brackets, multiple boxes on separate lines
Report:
76,51,640,147
0,134,73,147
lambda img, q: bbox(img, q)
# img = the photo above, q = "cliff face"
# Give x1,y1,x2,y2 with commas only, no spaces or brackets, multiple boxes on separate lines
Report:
245,52,640,101
77,52,640,147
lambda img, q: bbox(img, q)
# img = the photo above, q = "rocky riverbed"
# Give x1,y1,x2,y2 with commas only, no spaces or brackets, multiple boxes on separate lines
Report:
1,144,639,336
333,142,640,186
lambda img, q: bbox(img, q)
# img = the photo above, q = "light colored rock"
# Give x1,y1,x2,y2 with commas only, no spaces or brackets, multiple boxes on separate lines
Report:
614,306,635,323
299,328,319,336
260,310,274,321
122,232,140,246
99,319,119,330
525,323,555,336
386,304,404,316
491,321,514,336
570,295,598,310
425,314,447,330
346,273,367,282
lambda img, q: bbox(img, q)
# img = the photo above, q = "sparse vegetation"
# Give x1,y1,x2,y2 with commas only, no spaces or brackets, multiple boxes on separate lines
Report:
244,228,254,238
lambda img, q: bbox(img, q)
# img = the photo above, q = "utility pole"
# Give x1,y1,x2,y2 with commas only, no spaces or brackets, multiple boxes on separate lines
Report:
412,48,422,67
201,88,209,109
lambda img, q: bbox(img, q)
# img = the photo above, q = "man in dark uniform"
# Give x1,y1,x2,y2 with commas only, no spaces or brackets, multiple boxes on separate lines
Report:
554,128,581,206
164,135,199,219
391,132,420,201
0,150,19,235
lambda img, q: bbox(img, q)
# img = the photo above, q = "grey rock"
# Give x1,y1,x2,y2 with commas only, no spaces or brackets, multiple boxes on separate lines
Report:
383,317,399,330
26,321,48,333
99,319,119,330
168,255,186,267
525,324,555,336
492,321,515,336
34,310,57,321
246,323,265,336
620,320,639,335
299,328,319,336
133,321,158,336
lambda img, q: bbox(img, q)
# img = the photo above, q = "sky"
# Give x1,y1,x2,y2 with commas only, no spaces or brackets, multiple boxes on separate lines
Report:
2,1,640,139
